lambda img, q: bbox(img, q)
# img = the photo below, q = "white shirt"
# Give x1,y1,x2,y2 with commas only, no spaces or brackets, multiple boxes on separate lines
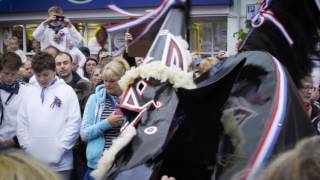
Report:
33,23,82,52
14,49,27,63
88,37,108,55
68,47,86,78
0,82,27,142
17,78,81,171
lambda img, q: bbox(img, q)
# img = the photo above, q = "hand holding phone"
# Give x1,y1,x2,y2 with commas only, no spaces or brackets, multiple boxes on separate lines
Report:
55,15,65,22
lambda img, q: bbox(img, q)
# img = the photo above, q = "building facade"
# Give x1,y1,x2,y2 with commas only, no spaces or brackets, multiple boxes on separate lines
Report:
0,0,259,56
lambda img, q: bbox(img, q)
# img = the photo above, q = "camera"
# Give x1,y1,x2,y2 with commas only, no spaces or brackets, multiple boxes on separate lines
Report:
55,15,65,22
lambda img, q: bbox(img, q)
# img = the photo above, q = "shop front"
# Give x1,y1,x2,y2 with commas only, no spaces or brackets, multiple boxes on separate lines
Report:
0,0,234,56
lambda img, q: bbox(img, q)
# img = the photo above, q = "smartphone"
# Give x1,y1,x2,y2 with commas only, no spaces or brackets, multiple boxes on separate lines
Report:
55,15,65,22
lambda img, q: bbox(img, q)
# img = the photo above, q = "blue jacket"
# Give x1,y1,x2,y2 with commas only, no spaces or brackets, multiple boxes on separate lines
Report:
80,84,118,169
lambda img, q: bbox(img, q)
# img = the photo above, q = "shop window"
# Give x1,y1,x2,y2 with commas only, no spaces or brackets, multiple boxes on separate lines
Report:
190,18,227,57
25,24,39,53
1,25,24,53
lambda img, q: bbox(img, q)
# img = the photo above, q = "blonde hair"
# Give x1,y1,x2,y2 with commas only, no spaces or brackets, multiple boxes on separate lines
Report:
198,57,220,74
260,136,320,180
102,57,129,81
0,150,61,180
48,6,63,14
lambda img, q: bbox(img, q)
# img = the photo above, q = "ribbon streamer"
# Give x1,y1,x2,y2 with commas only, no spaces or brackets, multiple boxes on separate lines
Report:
251,0,294,46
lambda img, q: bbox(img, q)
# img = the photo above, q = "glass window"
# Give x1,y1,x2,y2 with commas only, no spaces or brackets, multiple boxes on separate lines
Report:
2,27,11,53
190,17,227,57
1,25,24,53
87,23,100,46
26,24,39,53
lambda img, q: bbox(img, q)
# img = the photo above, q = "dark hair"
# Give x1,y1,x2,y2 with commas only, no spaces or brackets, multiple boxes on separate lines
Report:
95,26,108,41
55,51,73,63
79,46,90,57
83,58,98,79
97,48,108,61
32,52,56,73
45,45,60,57
0,52,23,71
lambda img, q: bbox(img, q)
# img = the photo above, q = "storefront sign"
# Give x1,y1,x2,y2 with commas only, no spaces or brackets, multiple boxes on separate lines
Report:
0,0,232,13
246,4,259,20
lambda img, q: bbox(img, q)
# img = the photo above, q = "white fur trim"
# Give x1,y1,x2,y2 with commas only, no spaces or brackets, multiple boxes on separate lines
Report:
91,125,137,180
119,61,196,91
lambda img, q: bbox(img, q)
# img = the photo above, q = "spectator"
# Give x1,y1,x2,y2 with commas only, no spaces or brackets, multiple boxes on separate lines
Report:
0,149,61,180
7,36,27,63
88,26,108,55
261,136,320,180
80,57,129,180
215,50,229,61
79,46,91,58
90,65,103,89
83,58,98,80
22,58,34,82
55,52,91,113
97,48,110,63
17,52,81,180
31,39,41,54
32,6,82,52
0,52,26,149
45,45,60,58
68,42,87,78
298,75,320,134
99,56,112,68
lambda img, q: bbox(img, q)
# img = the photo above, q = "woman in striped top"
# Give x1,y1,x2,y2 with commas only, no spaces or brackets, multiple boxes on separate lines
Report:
80,57,129,180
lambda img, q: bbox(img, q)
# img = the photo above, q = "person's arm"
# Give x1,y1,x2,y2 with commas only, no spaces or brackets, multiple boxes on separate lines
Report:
59,89,82,150
80,94,112,142
64,18,82,45
16,95,30,150
77,48,86,68
32,16,54,41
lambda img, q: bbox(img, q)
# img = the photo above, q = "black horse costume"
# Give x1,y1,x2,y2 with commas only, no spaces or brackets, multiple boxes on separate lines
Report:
90,0,320,179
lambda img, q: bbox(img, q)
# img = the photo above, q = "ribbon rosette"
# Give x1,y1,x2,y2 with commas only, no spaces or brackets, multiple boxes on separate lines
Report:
50,96,62,109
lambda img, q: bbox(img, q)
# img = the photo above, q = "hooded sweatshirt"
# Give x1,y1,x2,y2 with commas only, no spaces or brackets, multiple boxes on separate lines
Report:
0,81,27,142
16,77,81,171
80,84,119,169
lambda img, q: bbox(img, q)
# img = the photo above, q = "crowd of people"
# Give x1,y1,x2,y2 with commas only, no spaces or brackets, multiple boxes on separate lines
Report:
0,4,320,180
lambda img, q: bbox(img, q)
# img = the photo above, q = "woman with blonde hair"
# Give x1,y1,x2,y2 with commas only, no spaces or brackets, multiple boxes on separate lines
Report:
260,136,320,180
80,57,129,180
0,149,61,180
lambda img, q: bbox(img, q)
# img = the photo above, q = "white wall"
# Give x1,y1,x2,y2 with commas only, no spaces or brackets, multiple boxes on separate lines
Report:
227,0,259,55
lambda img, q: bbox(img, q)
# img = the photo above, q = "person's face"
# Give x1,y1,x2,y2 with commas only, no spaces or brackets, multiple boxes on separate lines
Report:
0,68,18,85
45,48,59,58
98,51,110,60
48,12,63,27
32,40,40,50
299,78,313,103
24,61,33,79
311,87,320,101
8,40,19,51
35,69,55,87
55,54,73,78
91,68,102,86
85,60,97,77
104,78,122,96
